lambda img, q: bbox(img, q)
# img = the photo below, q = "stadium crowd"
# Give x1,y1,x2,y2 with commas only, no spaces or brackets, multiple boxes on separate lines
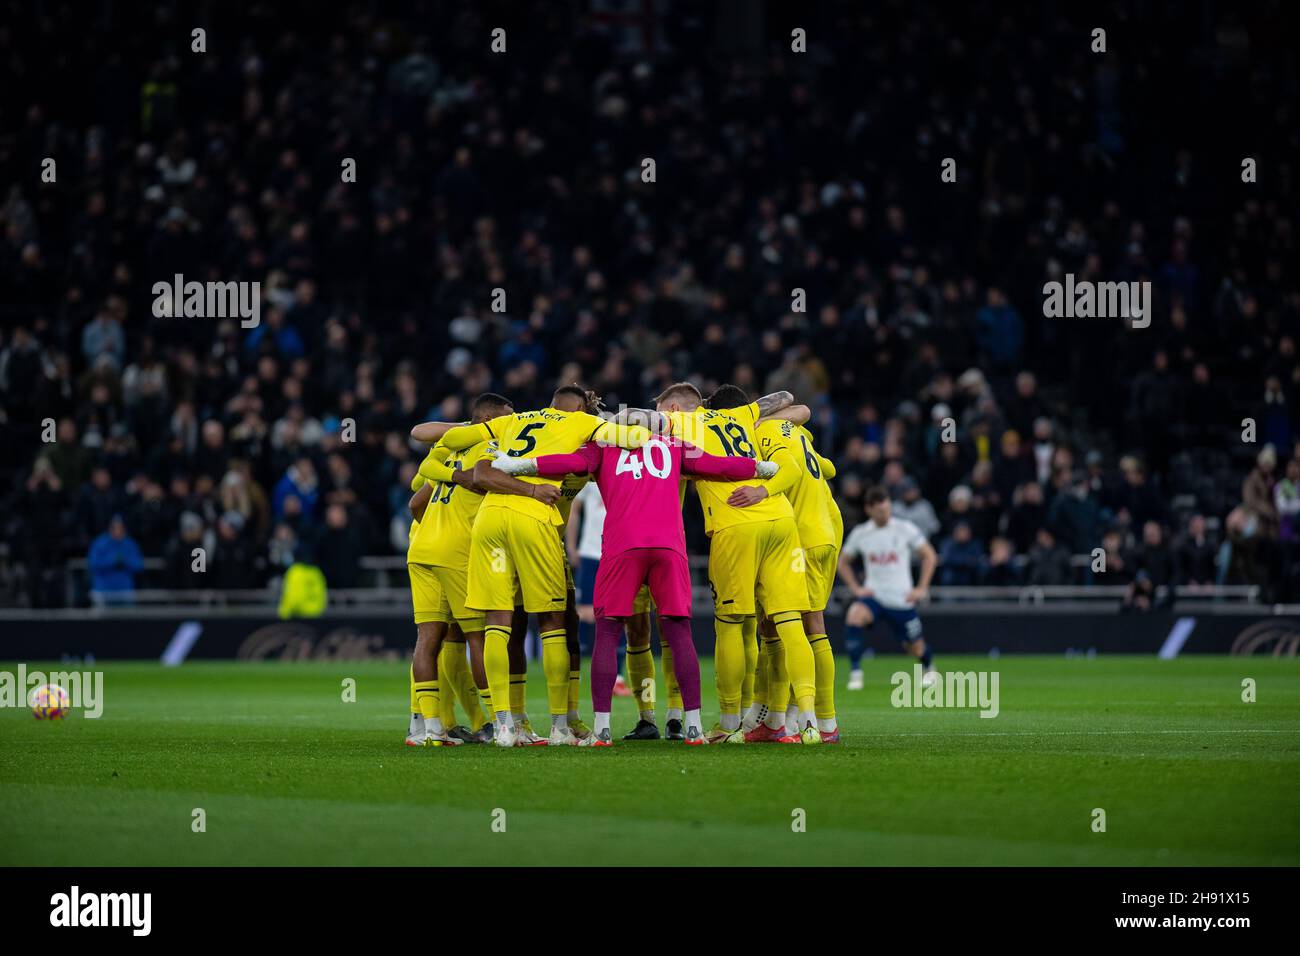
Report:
1,1,1296,607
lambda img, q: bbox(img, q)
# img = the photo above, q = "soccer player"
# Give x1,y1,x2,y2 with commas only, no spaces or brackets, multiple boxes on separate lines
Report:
568,479,678,739
837,485,939,690
645,382,823,744
493,426,776,746
405,480,438,746
410,414,548,745
405,460,470,746
440,385,652,747
407,392,546,744
745,418,844,743
568,482,631,698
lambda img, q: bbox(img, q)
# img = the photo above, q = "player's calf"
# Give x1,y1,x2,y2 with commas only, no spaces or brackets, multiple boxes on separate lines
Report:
844,600,873,690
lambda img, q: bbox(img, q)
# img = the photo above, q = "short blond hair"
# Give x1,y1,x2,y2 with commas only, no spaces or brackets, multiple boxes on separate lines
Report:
654,382,702,408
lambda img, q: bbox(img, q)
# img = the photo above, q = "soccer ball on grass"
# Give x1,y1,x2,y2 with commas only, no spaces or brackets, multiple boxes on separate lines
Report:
29,684,70,720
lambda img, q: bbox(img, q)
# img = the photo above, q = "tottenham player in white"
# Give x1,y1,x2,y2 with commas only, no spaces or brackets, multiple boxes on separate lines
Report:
837,485,939,691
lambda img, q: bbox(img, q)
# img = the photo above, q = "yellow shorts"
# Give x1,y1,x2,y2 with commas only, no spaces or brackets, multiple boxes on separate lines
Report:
408,563,450,625
431,564,485,633
467,506,568,614
804,544,840,611
708,517,810,617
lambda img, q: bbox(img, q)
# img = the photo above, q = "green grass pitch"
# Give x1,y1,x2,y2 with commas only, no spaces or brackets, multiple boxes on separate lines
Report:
2,655,1297,866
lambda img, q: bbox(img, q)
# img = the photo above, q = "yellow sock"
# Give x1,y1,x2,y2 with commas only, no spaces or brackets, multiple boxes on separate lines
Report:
568,668,581,716
714,617,746,717
509,671,527,716
458,662,485,727
626,642,656,713
540,629,570,718
809,634,836,720
660,639,682,711
442,640,485,728
414,679,439,721
767,639,790,714
435,646,457,728
772,613,816,714
740,617,758,712
484,626,512,718
408,663,418,714
752,637,779,708
478,687,493,725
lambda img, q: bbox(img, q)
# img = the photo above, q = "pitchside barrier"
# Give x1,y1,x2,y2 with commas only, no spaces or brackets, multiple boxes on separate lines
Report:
0,601,1295,661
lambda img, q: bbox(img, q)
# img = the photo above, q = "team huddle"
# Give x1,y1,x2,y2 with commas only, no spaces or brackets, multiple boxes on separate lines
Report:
402,381,939,748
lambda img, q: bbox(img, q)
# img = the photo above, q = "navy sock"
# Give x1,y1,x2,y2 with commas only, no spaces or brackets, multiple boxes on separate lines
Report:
844,625,865,669
919,646,933,669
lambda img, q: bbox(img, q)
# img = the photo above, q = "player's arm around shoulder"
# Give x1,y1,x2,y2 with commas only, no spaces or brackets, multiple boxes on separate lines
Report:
756,403,810,427
409,420,467,444
412,444,454,489
472,458,561,505
591,414,652,450
440,419,498,451
605,406,668,435
679,441,759,481
753,390,795,418
755,431,802,497
725,444,795,508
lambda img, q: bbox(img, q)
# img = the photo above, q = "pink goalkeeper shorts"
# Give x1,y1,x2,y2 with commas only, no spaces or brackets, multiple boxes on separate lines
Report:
593,548,692,619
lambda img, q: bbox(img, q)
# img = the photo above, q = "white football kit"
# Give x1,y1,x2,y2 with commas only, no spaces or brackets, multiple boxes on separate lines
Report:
841,517,927,610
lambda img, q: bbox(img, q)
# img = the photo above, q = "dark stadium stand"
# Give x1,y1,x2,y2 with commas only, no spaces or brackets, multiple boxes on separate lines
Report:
0,0,1296,610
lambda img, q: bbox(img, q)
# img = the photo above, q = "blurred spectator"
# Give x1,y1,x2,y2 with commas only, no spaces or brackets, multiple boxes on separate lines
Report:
892,477,940,539
1126,522,1175,610
1027,528,1071,587
165,512,208,589
315,504,365,588
1100,529,1133,585
212,512,260,589
272,458,320,524
982,537,1022,586
1048,471,1102,555
87,515,143,602
974,287,1023,372
1175,514,1217,588
1243,446,1279,540
938,522,984,586
1275,459,1300,599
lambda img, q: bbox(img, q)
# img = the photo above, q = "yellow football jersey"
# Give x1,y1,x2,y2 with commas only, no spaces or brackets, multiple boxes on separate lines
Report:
406,516,421,563
441,408,648,527
667,403,793,535
556,472,590,527
756,420,838,550
408,437,495,568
